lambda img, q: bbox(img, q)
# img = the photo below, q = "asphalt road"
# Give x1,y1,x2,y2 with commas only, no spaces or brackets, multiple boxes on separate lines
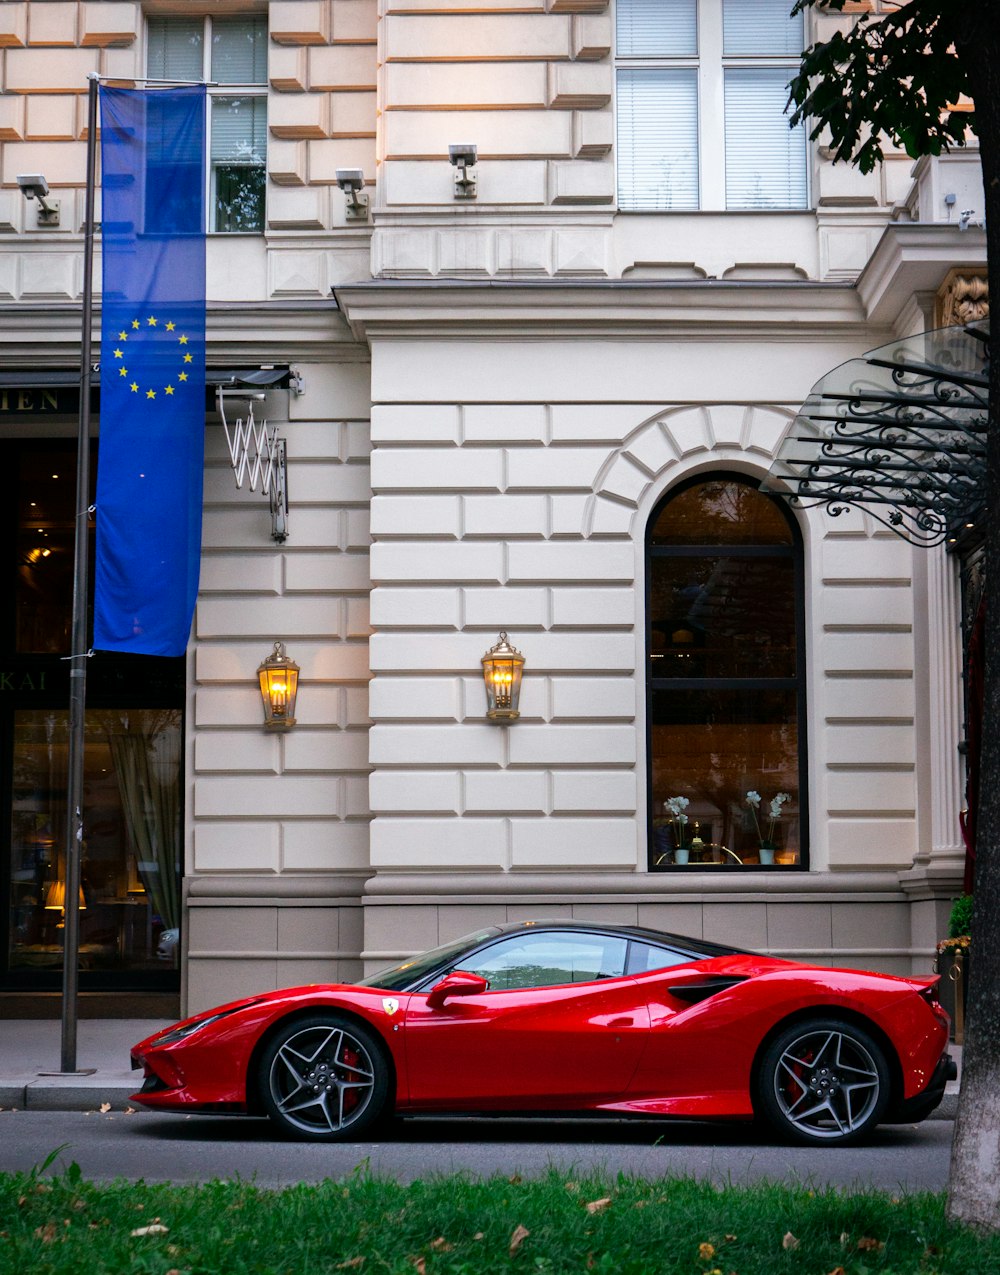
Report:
0,1110,954,1192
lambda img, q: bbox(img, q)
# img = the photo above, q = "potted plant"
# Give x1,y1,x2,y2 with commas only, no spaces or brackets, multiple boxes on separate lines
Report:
745,790,790,865
652,796,691,865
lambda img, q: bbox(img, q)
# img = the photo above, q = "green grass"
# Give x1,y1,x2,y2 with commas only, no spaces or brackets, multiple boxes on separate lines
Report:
3,1156,999,1274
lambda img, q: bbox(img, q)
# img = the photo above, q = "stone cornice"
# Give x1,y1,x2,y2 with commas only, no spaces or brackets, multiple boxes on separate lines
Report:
363,869,909,902
333,278,872,344
857,223,988,326
186,872,371,901
0,300,354,369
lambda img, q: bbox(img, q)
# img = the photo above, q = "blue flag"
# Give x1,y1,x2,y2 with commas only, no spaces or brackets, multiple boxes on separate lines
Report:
96,85,206,656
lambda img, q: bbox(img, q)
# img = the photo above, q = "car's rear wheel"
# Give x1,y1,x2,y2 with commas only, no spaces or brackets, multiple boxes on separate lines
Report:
258,1014,389,1141
757,1017,890,1145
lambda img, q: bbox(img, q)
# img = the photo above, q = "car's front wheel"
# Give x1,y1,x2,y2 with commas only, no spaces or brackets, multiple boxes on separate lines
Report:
258,1014,389,1140
757,1017,890,1145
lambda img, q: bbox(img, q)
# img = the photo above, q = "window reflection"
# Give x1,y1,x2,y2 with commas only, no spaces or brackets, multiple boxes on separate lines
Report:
649,475,793,545
651,689,799,865
648,476,804,868
462,933,629,990
15,445,95,655
650,555,796,679
8,709,182,973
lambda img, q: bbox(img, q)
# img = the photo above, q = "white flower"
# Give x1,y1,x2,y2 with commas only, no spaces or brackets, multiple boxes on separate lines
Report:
769,792,790,819
746,791,761,807
665,795,689,816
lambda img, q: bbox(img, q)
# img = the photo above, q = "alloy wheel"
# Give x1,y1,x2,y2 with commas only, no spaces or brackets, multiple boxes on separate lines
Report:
263,1019,381,1138
769,1024,884,1141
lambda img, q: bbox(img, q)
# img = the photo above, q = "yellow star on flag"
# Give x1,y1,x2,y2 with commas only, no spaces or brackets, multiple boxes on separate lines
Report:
114,348,124,359
146,388,156,399
178,372,188,382
165,385,175,396
132,319,140,329
178,334,188,345
130,382,139,392
118,330,128,341
166,321,176,331
147,316,157,326
183,353,193,363
119,367,128,377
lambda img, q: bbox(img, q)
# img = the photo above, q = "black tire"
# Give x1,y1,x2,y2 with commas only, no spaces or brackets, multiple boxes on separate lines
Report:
756,1016,891,1146
258,1013,389,1141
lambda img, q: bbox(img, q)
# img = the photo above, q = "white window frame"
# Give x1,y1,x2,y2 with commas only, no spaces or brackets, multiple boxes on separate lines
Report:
145,12,268,234
615,0,809,212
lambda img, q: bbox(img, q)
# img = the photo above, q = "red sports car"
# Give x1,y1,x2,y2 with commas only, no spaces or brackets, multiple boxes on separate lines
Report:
131,920,954,1146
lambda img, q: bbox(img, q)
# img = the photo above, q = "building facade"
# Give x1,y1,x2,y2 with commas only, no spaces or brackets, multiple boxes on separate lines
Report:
0,0,989,1016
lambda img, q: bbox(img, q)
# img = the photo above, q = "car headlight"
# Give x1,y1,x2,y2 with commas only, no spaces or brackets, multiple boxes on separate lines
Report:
152,1006,247,1047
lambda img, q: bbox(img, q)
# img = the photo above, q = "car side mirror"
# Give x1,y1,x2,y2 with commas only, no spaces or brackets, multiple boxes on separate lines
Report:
426,969,489,1009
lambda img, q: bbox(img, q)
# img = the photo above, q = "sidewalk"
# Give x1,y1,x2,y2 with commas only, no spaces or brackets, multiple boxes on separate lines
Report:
0,1018,964,1117
0,1019,170,1111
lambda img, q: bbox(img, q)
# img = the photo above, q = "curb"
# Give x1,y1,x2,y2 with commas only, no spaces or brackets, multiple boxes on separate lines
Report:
1,1079,139,1112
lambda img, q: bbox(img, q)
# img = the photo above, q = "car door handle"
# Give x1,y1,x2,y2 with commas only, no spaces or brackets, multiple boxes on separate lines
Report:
607,1016,634,1028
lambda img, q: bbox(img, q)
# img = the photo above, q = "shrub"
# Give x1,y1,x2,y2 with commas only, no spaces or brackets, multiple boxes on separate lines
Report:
948,894,973,939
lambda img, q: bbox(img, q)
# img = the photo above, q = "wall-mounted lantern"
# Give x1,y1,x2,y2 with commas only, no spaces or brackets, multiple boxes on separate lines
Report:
481,631,524,721
258,641,299,730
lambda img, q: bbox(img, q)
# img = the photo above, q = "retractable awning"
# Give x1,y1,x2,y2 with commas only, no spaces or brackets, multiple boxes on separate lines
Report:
762,324,989,547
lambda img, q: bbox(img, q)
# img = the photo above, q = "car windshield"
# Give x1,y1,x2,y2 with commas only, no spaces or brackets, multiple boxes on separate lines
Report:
357,927,503,991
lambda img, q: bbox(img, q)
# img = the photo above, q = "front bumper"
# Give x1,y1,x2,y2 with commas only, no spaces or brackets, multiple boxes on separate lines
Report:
886,1051,957,1124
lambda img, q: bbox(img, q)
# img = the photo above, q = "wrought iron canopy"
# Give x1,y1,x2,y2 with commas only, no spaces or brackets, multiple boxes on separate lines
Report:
762,323,989,547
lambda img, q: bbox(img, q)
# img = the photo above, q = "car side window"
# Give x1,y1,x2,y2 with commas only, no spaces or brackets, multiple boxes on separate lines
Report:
627,941,694,973
459,932,629,991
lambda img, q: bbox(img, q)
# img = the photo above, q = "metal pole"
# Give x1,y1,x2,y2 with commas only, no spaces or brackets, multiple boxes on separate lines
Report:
60,73,99,1074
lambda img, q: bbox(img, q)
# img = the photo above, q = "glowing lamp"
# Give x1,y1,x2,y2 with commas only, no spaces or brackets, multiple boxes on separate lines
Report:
481,631,525,721
258,641,299,731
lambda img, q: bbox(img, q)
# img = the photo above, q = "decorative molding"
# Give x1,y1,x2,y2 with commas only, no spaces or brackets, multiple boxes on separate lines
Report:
935,268,989,328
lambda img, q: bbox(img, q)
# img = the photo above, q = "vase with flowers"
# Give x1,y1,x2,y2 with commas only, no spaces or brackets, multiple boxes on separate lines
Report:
653,795,691,864
746,790,790,864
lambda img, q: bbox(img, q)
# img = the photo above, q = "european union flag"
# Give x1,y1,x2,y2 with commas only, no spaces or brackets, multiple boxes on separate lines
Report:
96,86,206,656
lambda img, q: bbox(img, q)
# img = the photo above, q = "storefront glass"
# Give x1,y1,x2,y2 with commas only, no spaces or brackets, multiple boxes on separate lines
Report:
7,708,182,976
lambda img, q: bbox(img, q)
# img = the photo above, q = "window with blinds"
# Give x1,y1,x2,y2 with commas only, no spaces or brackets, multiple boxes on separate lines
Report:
615,0,808,213
617,69,699,211
617,0,698,58
725,70,807,209
146,15,267,233
723,0,804,56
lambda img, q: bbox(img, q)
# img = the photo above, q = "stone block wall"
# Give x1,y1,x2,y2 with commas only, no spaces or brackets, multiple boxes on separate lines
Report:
354,283,937,975
185,356,375,1010
1,1,378,298
379,0,613,208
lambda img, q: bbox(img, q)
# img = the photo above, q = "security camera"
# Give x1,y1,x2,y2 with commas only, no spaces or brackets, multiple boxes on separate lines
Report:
335,168,365,194
16,173,60,225
448,144,477,169
17,173,50,200
448,144,478,199
334,168,369,220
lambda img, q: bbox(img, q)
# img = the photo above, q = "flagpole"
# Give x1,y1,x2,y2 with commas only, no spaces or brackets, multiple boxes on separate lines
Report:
60,71,99,1075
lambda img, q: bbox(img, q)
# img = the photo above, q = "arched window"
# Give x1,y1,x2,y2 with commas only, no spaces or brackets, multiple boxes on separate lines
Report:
647,474,806,868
